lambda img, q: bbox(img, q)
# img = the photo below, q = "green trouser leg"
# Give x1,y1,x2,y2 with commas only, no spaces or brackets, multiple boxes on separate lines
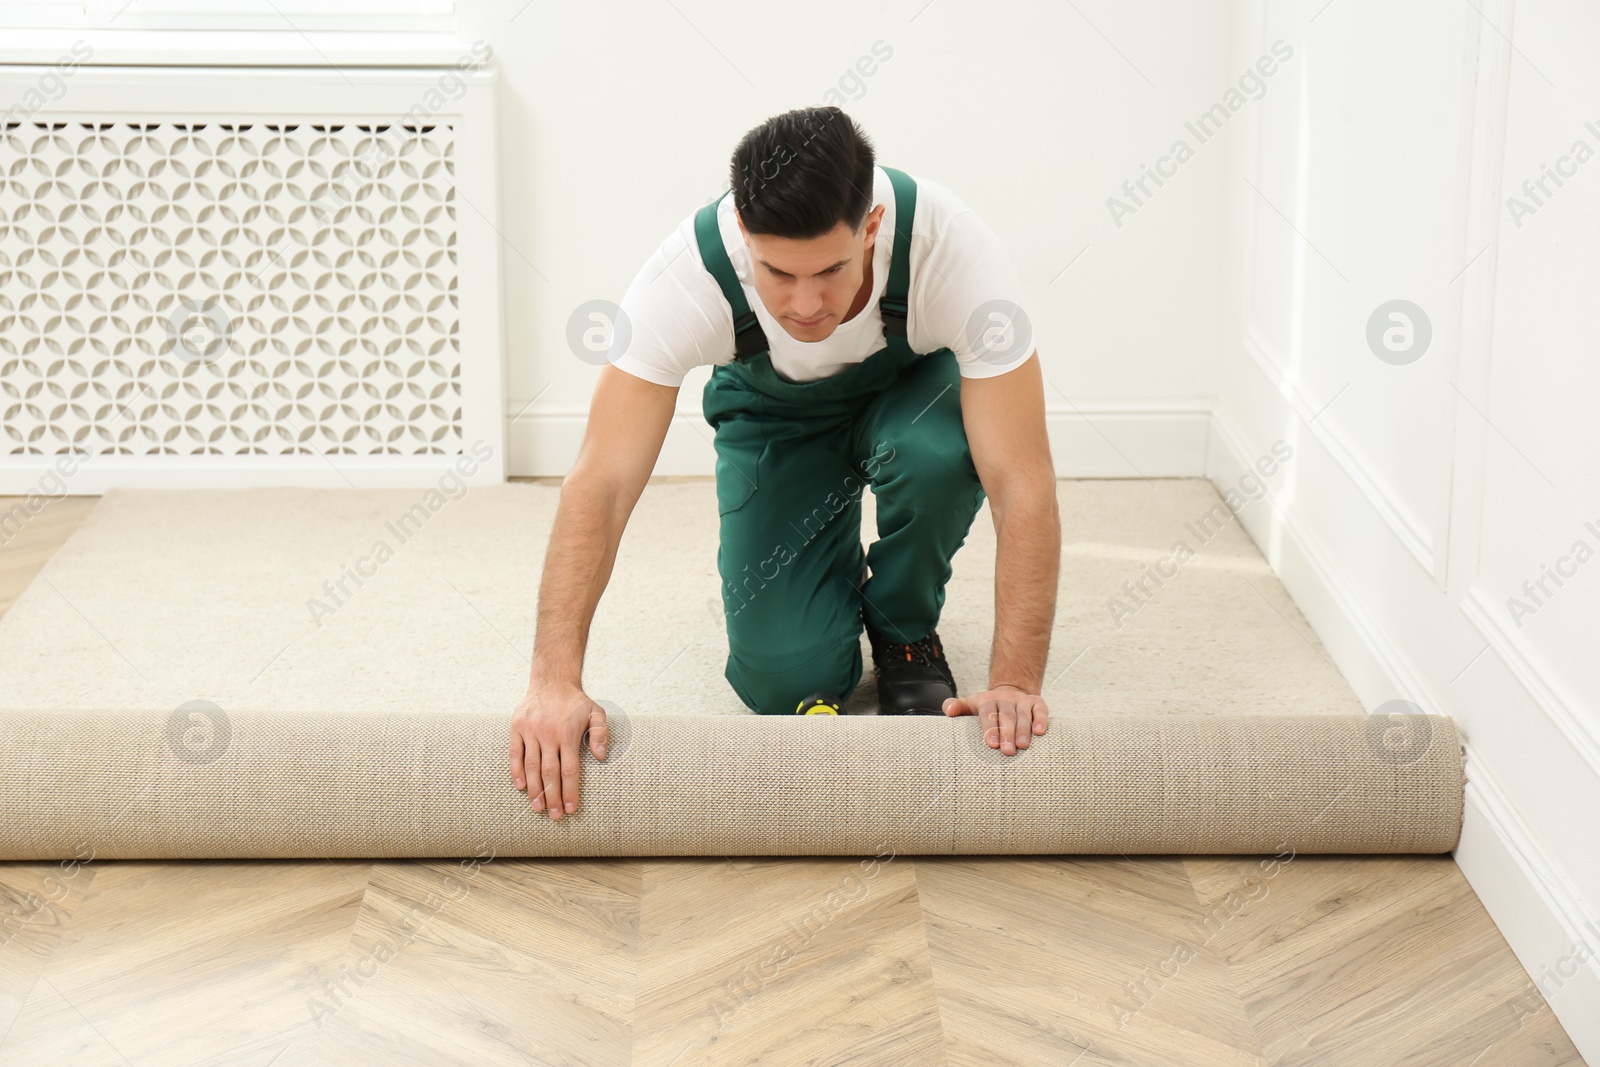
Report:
708,349,986,715
851,347,988,649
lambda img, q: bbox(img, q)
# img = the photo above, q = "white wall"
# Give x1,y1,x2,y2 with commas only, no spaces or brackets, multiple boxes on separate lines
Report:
1212,0,1600,1055
455,0,1236,477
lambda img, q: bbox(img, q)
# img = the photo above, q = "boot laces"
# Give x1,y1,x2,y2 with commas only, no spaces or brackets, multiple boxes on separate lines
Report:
878,630,947,673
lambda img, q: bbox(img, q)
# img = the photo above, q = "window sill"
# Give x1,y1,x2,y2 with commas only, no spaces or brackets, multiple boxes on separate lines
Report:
0,28,473,67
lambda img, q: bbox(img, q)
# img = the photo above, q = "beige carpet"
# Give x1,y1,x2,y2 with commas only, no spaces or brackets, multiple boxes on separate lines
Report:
0,479,1370,718
0,480,1464,859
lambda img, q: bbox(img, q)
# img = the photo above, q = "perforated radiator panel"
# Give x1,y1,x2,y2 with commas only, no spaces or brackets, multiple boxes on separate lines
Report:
0,119,462,456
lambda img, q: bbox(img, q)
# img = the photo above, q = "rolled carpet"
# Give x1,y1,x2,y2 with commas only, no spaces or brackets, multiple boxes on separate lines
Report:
0,709,1463,859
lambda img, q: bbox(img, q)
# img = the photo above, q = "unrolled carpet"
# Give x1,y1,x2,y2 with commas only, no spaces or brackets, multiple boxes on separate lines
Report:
0,708,1462,859
0,483,1466,860
0,483,1378,720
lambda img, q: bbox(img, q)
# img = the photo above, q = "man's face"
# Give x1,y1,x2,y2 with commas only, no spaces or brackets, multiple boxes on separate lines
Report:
737,204,885,342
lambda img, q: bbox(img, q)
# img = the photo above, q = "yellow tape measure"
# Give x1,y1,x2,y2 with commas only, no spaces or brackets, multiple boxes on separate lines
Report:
795,693,841,715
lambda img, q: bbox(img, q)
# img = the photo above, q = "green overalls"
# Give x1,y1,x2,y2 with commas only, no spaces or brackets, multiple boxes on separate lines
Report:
697,166,987,715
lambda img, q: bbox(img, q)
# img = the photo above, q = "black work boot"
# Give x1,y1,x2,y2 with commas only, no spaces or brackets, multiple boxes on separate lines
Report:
863,608,957,716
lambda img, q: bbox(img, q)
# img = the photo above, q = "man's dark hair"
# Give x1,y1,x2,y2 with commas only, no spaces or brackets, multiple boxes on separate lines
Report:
730,106,876,239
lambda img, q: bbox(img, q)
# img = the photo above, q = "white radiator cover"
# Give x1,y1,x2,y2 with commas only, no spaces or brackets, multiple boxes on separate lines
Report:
0,63,505,489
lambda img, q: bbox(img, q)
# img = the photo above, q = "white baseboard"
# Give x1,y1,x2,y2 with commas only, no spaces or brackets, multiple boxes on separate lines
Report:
3,399,1211,489
1208,405,1600,1063
1459,752,1600,1059
507,399,1214,479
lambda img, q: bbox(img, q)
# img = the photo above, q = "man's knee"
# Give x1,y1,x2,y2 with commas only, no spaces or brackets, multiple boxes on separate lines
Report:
726,640,861,715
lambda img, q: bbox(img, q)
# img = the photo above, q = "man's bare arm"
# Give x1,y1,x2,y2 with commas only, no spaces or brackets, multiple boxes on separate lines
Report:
531,365,679,686
512,364,681,818
944,350,1061,753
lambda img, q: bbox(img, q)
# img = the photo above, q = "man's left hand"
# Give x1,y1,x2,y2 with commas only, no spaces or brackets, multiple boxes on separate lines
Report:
943,685,1049,755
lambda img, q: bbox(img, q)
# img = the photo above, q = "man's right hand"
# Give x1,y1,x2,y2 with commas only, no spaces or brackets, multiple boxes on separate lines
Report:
509,680,610,820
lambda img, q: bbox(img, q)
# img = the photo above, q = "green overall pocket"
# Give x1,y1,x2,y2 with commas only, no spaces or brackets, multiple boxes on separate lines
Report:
710,415,766,516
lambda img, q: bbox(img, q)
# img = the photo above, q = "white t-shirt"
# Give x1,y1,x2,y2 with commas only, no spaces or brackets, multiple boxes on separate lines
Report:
608,166,1034,388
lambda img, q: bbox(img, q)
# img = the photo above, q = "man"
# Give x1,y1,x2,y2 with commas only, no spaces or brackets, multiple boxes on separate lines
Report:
510,107,1060,820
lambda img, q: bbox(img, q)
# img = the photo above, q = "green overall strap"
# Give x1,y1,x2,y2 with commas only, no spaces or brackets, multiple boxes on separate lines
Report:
877,166,918,357
694,194,770,363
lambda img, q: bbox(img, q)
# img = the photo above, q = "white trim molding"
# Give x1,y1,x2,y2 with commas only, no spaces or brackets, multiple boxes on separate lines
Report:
1461,586,1600,780
1241,327,1437,576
